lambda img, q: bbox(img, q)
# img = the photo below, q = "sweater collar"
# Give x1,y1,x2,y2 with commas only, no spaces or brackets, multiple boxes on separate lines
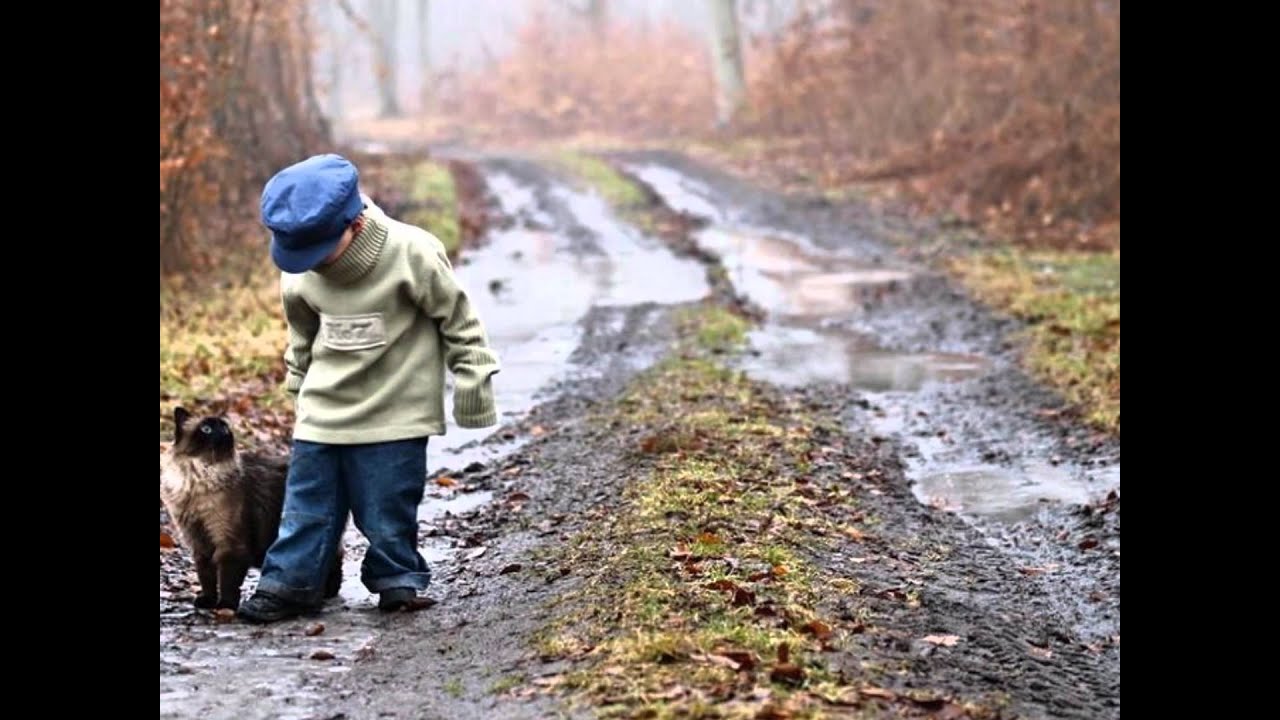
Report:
315,214,388,284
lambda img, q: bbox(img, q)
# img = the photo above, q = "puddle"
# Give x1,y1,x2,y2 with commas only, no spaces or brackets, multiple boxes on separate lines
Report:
430,171,708,471
911,463,1095,524
556,185,710,307
418,489,495,522
632,161,1126,525
740,324,990,392
867,400,1121,524
623,163,726,222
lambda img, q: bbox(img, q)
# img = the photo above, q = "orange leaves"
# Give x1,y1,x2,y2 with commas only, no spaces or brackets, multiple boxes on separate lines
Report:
160,0,329,272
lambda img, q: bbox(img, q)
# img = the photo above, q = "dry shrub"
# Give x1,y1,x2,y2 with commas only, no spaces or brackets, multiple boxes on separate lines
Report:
745,0,1120,247
160,0,332,276
439,10,715,142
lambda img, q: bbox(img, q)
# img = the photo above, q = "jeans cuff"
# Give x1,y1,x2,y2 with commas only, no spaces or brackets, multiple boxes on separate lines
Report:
254,577,325,606
363,571,432,593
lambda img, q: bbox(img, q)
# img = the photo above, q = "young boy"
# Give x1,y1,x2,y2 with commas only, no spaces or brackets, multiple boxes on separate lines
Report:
237,153,500,623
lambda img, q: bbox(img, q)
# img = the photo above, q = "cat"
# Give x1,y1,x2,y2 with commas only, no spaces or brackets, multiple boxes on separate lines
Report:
160,407,343,610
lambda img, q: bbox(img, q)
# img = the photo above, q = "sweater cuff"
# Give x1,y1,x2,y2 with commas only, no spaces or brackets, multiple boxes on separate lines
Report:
454,376,498,428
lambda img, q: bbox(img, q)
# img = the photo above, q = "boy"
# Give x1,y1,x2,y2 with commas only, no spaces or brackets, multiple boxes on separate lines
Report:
237,153,500,623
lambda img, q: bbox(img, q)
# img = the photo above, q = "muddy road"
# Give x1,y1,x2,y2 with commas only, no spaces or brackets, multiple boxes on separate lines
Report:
160,150,1118,720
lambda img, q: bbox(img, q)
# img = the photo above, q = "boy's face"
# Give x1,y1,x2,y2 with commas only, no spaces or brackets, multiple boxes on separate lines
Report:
320,215,362,266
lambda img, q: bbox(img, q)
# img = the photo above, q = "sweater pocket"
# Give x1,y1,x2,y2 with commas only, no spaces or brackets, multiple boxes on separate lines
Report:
318,313,388,352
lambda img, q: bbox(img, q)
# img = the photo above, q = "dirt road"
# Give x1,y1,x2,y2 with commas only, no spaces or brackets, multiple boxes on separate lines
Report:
160,149,1118,720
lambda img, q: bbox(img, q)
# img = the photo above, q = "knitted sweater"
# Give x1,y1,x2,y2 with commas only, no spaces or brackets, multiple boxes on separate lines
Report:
280,198,500,444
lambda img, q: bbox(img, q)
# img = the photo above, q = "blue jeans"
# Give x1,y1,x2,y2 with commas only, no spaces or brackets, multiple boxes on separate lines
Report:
256,437,431,605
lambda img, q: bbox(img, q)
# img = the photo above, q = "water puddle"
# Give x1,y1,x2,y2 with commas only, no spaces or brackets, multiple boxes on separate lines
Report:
418,489,496,522
629,162,989,393
911,463,1094,524
739,324,990,392
622,163,726,221
868,399,1121,524
430,170,709,474
631,160,1124,524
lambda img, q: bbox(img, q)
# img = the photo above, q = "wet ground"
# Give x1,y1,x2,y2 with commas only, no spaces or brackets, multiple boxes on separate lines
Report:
160,148,1118,719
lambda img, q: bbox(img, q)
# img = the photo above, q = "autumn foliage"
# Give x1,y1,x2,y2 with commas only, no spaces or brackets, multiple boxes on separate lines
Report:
438,0,1119,248
746,0,1120,247
160,0,331,275
438,10,716,141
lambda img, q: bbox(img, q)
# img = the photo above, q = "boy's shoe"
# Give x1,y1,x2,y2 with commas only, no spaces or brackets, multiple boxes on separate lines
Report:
379,587,422,612
236,592,315,624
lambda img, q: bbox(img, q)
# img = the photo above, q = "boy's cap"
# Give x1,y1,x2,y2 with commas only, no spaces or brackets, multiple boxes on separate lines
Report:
260,153,365,274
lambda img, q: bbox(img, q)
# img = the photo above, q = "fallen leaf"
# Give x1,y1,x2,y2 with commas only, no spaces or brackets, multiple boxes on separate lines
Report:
530,425,547,437
697,532,722,545
1088,591,1108,603
213,609,236,623
1018,565,1059,576
712,649,757,671
1029,646,1053,661
769,664,805,685
435,476,457,488
160,532,177,549
695,651,734,667
670,544,691,560
756,704,792,720
801,620,833,640
1078,536,1100,550
304,623,325,637
845,527,867,541
936,702,970,720
499,563,523,575
772,565,789,577
506,492,531,503
861,686,896,699
776,642,790,664
310,650,335,661
601,665,626,676
923,634,960,647
532,674,564,687
706,580,756,607
653,685,687,700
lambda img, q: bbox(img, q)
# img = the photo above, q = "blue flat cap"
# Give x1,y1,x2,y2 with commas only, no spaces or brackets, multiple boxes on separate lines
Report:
260,153,366,273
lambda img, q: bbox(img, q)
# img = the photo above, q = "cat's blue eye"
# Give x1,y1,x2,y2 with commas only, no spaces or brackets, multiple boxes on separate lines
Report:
201,426,212,434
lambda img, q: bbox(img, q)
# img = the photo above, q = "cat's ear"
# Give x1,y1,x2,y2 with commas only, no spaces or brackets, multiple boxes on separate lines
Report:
173,407,191,443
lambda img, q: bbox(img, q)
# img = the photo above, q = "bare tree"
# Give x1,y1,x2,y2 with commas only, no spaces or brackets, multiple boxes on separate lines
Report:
586,0,608,37
335,0,399,117
707,0,746,128
323,0,343,123
370,0,401,117
419,0,432,112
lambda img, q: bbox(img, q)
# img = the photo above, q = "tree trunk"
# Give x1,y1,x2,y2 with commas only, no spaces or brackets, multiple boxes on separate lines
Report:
324,0,343,123
586,0,608,38
707,0,746,128
372,0,400,118
418,0,432,112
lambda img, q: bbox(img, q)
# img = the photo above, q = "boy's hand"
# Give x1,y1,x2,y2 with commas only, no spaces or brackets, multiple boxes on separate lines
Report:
453,374,498,428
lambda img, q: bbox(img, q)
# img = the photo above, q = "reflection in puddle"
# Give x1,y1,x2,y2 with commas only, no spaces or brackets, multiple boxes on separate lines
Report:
911,463,1094,524
432,171,709,468
632,160,1126,525
740,325,990,391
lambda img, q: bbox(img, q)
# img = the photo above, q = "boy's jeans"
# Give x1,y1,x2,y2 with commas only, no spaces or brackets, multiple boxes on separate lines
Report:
256,437,431,605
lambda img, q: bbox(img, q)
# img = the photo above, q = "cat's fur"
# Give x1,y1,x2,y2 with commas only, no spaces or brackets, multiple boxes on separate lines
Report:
160,407,342,609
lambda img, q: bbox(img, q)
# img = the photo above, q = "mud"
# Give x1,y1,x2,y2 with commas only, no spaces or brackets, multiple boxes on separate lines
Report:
160,147,1118,719
617,149,1120,718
